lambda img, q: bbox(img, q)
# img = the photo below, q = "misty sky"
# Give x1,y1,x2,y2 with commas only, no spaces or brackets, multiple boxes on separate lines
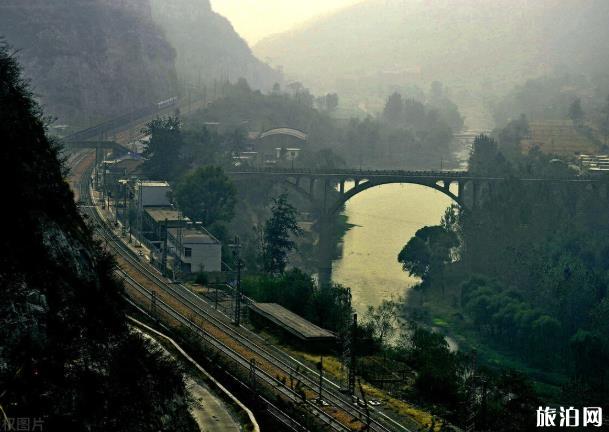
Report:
210,0,360,45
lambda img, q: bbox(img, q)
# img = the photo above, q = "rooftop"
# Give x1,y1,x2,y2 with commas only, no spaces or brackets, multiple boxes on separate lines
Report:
145,207,188,223
139,181,170,187
168,227,220,244
248,303,336,341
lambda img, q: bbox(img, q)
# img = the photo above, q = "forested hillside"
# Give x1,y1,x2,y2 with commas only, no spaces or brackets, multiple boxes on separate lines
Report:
0,44,196,431
0,0,179,126
398,128,609,407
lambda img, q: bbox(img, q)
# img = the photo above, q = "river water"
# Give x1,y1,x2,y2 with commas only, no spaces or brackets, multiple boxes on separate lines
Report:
331,183,455,316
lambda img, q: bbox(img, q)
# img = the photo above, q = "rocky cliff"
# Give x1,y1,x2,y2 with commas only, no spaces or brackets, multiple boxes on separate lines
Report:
150,0,282,92
0,0,178,126
0,44,196,431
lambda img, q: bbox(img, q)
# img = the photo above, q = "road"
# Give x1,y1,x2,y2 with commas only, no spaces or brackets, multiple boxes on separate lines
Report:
135,327,241,432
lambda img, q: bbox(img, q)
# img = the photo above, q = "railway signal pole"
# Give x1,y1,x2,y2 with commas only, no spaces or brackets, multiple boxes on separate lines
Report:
317,356,324,403
162,218,168,275
348,313,358,396
231,236,243,326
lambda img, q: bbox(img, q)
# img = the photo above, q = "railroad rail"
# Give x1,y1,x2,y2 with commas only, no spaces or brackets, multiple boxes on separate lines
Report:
73,157,417,432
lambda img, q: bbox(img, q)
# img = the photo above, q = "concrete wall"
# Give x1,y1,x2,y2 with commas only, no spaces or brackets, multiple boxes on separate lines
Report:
183,242,221,273
137,184,171,208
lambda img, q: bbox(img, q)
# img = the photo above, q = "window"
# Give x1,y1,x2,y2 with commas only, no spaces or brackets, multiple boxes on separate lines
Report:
184,247,192,258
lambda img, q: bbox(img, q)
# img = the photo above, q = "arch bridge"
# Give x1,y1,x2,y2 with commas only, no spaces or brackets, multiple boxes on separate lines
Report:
228,168,503,213
228,167,604,284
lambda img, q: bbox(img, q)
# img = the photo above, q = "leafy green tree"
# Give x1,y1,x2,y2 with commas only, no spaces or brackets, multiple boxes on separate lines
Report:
141,116,183,180
405,326,462,407
498,114,529,159
469,134,498,174
262,194,303,275
326,93,339,111
402,98,426,127
227,126,247,155
382,91,404,125
398,226,458,281
363,300,398,345
569,330,609,394
173,166,236,229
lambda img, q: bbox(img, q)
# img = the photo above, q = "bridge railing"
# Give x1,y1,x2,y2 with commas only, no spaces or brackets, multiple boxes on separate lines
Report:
227,167,471,177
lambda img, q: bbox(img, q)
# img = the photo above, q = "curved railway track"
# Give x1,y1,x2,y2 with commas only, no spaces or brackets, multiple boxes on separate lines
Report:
74,157,416,432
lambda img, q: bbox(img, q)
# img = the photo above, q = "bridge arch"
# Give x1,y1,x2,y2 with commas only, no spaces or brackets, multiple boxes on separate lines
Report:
228,169,472,216
329,179,463,216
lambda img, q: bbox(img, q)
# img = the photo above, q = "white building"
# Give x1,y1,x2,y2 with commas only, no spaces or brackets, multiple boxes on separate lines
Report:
135,181,171,208
167,226,222,273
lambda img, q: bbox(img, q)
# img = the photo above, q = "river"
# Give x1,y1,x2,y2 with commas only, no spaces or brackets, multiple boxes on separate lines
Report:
331,183,455,316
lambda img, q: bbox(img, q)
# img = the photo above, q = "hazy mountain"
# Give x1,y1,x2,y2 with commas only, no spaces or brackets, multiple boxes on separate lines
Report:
150,0,283,92
0,0,179,126
254,0,609,127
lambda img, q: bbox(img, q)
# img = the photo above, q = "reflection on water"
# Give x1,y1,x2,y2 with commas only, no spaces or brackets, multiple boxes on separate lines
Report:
332,183,454,316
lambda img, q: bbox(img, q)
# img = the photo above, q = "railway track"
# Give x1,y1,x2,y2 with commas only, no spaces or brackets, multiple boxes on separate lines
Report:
74,156,416,432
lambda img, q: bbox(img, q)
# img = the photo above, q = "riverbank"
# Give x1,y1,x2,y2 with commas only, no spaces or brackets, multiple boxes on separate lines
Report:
402,281,567,403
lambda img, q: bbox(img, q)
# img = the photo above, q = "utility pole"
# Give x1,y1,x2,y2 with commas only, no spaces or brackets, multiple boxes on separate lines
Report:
94,143,99,189
137,179,143,246
231,236,243,326
123,181,127,227
162,218,168,275
174,210,183,282
348,313,358,396
317,356,324,403
150,290,157,316
127,182,133,244
358,378,371,431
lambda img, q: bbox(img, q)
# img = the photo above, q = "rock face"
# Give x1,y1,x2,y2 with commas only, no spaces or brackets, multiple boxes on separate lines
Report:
0,44,197,432
0,0,179,126
150,0,282,91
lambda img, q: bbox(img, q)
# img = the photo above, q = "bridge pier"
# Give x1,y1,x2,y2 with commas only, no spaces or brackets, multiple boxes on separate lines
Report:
317,213,334,288
309,177,316,197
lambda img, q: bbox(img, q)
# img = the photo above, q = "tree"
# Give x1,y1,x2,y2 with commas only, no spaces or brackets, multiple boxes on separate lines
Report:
227,126,247,155
405,326,461,407
326,93,339,111
498,114,529,159
402,98,426,128
383,92,404,125
363,300,399,346
568,98,584,126
262,194,303,275
0,44,196,431
141,116,183,180
468,134,511,176
173,166,236,229
398,226,458,281
300,148,345,170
